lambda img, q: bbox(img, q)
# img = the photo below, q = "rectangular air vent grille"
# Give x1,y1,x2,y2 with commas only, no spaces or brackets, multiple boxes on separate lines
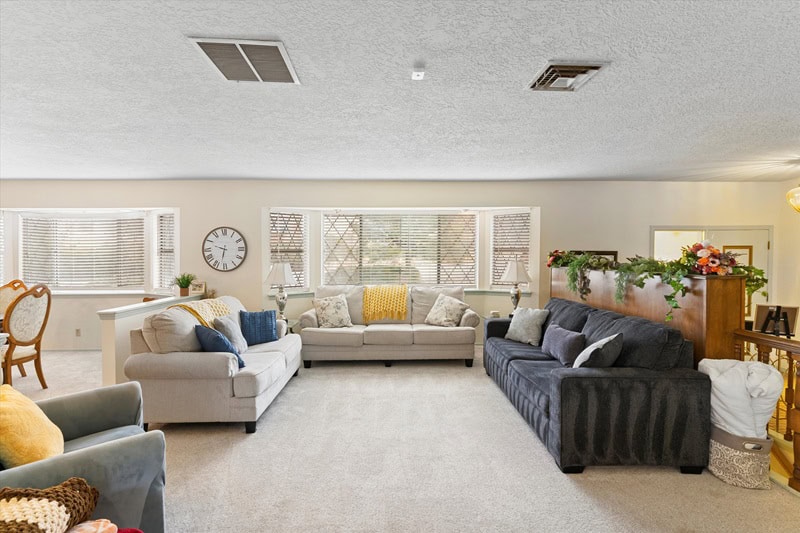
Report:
529,61,606,92
192,38,299,84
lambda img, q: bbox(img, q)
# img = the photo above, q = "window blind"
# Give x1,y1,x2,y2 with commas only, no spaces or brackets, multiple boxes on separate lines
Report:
157,213,176,289
492,211,531,286
322,212,477,286
21,216,146,289
269,211,307,288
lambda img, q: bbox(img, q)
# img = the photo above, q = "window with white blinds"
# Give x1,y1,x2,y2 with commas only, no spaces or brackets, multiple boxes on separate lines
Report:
0,214,4,280
322,212,477,286
21,215,146,290
269,211,307,288
156,213,176,290
491,211,531,286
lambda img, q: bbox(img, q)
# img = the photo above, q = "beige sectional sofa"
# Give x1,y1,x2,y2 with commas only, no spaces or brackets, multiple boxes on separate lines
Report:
124,296,301,433
298,285,479,367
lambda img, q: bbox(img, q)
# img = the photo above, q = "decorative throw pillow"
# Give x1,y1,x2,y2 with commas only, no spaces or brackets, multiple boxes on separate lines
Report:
504,308,550,345
0,384,64,468
424,294,470,327
313,294,353,328
195,325,245,369
239,310,278,345
542,324,586,366
573,333,624,368
213,315,248,355
0,477,99,532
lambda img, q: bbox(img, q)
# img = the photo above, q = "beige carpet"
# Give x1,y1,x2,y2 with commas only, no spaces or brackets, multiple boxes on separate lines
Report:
13,350,800,532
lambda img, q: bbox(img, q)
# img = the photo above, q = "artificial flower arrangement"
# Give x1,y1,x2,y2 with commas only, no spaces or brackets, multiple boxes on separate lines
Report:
548,243,767,321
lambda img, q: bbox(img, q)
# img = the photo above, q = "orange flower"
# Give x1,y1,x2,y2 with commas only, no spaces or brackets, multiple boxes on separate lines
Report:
697,257,709,266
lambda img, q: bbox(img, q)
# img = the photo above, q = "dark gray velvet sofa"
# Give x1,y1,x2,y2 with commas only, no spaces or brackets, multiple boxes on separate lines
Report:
484,298,711,474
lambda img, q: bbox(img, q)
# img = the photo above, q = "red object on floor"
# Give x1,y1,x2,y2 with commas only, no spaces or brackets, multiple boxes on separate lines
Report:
118,529,143,533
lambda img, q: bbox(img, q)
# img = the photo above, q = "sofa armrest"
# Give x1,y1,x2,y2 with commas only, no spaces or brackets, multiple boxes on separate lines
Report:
548,367,711,469
36,382,143,441
459,309,480,328
484,318,511,339
298,308,318,329
124,351,237,380
0,430,166,533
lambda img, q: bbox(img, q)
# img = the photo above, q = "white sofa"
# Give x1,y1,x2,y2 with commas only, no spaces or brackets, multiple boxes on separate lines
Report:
124,296,301,433
298,286,479,367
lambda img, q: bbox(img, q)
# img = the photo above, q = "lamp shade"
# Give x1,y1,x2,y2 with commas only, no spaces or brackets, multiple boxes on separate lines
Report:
788,185,800,213
500,260,531,284
266,263,297,287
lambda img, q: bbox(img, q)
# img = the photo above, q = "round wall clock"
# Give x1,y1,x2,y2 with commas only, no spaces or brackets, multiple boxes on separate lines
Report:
202,226,247,272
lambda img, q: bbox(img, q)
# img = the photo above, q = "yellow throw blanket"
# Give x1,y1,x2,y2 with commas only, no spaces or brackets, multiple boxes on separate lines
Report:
362,285,408,323
170,299,232,328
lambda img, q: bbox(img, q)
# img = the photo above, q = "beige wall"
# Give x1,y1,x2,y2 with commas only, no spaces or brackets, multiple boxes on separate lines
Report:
1,178,798,349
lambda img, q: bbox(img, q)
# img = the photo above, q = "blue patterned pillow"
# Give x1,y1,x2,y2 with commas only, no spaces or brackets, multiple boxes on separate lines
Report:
239,310,278,346
194,325,245,369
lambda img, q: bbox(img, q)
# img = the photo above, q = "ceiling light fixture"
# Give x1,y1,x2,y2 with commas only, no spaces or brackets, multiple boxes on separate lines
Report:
788,184,800,213
412,65,425,80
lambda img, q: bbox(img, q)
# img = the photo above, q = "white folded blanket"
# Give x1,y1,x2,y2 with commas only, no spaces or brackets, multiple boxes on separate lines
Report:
698,358,784,439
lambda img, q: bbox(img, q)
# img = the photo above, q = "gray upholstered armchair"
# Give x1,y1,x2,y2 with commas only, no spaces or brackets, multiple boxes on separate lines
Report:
0,382,166,532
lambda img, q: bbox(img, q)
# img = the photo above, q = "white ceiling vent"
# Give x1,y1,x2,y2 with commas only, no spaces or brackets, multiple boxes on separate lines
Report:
191,38,300,84
529,61,607,92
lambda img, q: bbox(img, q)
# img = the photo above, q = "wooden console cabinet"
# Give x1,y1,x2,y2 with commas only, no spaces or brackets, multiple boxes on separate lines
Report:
550,267,745,366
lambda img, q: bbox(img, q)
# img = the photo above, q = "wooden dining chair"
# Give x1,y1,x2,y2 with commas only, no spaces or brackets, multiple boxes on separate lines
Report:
1,284,52,388
0,279,29,377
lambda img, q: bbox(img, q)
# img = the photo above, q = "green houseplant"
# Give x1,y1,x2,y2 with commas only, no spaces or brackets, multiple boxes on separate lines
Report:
174,273,196,296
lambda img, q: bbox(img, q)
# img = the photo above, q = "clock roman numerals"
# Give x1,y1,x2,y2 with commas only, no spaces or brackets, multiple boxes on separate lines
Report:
203,226,247,272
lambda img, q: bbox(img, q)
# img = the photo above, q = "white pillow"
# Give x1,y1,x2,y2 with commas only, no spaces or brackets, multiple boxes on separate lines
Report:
504,308,550,345
214,314,249,354
313,294,353,328
424,293,470,327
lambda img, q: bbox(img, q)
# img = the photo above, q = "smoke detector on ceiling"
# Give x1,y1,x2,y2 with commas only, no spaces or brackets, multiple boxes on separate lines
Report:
191,38,300,84
529,61,608,92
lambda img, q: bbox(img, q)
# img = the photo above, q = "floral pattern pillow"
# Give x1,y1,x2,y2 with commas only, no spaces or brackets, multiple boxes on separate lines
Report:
313,294,353,328
424,294,470,327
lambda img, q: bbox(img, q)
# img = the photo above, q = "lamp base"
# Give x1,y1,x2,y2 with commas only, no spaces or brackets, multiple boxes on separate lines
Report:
510,284,521,312
275,286,288,321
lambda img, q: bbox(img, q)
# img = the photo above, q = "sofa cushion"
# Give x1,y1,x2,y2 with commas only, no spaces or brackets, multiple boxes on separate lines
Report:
313,294,354,328
507,359,563,413
543,298,595,333
541,324,586,366
195,325,245,369
63,425,143,454
411,286,465,324
315,285,365,325
573,333,624,368
425,294,470,327
214,315,248,354
234,352,287,398
505,308,550,345
412,324,475,345
240,310,278,345
301,325,366,346
0,385,64,468
142,307,201,354
484,337,554,375
363,324,413,345
582,312,685,370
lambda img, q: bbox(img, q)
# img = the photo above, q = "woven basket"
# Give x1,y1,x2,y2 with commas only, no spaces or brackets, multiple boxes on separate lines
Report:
708,425,772,489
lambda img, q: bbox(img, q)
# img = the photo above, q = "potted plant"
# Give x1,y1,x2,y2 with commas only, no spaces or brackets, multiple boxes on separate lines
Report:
174,273,196,297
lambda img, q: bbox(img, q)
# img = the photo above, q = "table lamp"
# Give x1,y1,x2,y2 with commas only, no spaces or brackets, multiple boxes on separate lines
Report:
500,259,531,312
266,263,297,320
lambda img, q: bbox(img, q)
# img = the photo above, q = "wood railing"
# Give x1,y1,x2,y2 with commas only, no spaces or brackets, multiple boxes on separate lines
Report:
733,329,800,491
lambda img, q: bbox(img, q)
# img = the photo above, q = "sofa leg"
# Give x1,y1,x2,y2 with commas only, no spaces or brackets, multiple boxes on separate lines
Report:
303,360,312,369
680,466,704,475
465,359,474,367
384,361,392,367
293,369,299,377
245,421,257,434
143,423,148,432
561,465,585,474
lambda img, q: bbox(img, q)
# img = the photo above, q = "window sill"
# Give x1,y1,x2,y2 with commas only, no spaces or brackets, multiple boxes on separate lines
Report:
52,290,170,297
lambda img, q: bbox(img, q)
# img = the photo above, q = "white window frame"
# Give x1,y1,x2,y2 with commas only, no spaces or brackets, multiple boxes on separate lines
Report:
489,208,533,289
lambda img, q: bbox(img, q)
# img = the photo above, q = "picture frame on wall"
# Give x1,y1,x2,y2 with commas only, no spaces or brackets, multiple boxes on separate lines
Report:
189,281,207,296
723,245,753,316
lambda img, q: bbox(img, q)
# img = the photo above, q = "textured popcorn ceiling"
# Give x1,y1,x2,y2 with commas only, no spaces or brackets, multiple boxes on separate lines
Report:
1,0,799,181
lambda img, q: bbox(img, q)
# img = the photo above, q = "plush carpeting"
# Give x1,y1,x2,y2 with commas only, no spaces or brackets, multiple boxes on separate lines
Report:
13,350,800,532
